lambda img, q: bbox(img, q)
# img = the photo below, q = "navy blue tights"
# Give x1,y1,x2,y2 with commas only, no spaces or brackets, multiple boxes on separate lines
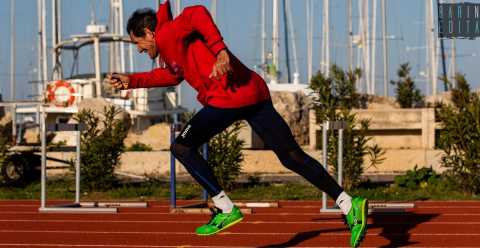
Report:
170,100,343,201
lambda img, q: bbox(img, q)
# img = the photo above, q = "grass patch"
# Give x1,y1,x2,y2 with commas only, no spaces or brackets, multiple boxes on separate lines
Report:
0,178,478,201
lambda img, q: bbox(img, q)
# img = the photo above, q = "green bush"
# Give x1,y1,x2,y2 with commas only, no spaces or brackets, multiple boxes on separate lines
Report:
394,166,440,190
207,121,245,191
390,63,424,108
0,122,12,184
127,142,153,152
73,106,130,190
0,122,11,161
437,74,480,194
310,65,385,190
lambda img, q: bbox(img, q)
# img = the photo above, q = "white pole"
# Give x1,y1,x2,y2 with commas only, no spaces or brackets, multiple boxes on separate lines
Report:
364,0,371,94
321,1,325,75
58,0,62,44
325,0,330,77
52,0,60,80
75,127,81,204
10,0,16,101
42,0,48,83
307,0,313,83
425,0,430,96
261,0,266,79
347,0,353,72
381,0,388,97
371,0,377,95
119,0,126,73
94,37,102,97
451,38,456,85
52,0,57,71
10,0,16,139
428,0,437,96
358,0,367,93
451,0,456,86
211,0,217,22
128,45,134,72
58,0,62,78
175,0,181,16
37,0,43,99
175,0,182,106
40,106,46,208
285,0,300,84
357,0,364,92
109,0,115,72
272,0,279,84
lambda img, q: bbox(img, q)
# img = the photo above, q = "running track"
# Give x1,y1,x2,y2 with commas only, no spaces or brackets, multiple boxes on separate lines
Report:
0,200,478,247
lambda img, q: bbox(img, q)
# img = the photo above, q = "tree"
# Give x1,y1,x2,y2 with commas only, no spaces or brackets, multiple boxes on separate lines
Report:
437,74,480,194
207,121,245,190
390,63,424,108
310,65,385,190
73,106,130,190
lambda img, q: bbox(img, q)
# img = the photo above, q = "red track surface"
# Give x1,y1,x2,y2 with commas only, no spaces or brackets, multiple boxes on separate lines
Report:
0,200,479,247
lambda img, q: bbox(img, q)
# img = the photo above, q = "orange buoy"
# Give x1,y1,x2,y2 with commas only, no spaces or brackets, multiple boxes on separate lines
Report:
46,80,76,107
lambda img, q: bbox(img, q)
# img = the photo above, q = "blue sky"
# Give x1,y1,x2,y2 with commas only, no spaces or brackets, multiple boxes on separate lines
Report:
1,0,479,107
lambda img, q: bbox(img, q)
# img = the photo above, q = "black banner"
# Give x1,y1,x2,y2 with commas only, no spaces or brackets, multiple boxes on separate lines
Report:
438,3,480,39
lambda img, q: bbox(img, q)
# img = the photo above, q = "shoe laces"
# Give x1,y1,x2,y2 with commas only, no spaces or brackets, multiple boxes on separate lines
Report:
207,208,226,227
344,209,361,229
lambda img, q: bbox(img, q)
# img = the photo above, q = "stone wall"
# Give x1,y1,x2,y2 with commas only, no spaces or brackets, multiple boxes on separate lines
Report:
270,91,311,146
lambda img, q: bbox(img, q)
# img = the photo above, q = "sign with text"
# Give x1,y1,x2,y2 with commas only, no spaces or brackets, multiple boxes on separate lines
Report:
438,2,480,39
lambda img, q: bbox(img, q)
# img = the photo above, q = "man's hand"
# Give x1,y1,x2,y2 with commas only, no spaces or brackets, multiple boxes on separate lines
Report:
106,73,130,90
209,49,233,80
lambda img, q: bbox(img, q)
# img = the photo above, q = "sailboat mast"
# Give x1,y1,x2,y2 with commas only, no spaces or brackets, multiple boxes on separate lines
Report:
282,0,291,83
307,0,313,83
272,0,279,84
381,0,388,96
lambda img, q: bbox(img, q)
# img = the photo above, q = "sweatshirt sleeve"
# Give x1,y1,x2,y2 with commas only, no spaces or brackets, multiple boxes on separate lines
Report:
128,68,183,89
177,5,227,55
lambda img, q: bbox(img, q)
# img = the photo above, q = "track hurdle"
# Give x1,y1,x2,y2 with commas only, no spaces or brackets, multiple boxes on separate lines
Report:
320,121,347,213
319,120,414,213
38,105,147,213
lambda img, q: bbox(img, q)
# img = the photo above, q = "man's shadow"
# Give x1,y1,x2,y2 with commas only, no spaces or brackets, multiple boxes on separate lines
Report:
369,211,438,247
258,211,438,248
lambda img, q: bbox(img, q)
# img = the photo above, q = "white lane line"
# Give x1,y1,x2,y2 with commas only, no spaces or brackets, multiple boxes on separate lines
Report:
0,245,265,248
0,243,476,248
0,244,356,248
0,219,479,225
0,230,478,236
4,211,480,218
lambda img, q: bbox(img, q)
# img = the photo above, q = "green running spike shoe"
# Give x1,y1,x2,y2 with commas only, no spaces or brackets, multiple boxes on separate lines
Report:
344,197,368,247
195,206,244,236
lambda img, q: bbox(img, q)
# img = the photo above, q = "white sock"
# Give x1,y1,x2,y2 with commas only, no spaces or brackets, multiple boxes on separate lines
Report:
212,191,234,213
336,191,352,215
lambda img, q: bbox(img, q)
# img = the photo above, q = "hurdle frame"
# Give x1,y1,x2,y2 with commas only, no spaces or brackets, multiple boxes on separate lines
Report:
321,121,346,213
38,105,147,213
320,120,415,213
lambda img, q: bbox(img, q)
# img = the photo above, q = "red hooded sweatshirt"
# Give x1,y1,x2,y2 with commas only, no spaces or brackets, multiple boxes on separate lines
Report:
128,1,271,108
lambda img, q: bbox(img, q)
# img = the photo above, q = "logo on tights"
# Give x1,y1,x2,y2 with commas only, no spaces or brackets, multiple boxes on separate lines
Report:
181,124,192,138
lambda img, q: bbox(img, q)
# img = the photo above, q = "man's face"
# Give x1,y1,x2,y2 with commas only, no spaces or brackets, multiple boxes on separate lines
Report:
130,28,158,59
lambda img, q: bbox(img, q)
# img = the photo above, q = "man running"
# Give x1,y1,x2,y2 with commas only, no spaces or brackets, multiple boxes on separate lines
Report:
107,1,368,247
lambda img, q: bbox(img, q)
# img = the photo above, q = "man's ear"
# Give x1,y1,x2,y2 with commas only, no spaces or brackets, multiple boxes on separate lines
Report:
144,28,155,39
